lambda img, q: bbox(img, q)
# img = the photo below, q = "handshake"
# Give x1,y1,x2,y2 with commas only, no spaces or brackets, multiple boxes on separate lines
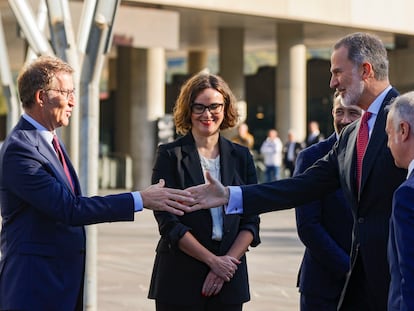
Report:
141,172,229,215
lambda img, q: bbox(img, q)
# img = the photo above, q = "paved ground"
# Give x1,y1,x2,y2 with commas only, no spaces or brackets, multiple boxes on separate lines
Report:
96,207,304,311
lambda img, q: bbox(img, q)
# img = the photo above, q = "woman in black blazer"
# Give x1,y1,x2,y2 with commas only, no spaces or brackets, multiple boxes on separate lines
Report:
148,72,261,311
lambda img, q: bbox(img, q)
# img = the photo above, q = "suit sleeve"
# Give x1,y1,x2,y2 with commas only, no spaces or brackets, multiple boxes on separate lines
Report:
237,148,261,247
1,136,134,226
151,145,191,249
392,184,414,310
241,147,340,216
294,148,350,278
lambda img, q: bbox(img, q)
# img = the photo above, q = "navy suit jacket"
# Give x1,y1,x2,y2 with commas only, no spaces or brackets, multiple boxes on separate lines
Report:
388,173,414,311
294,133,353,299
0,117,134,310
148,133,260,305
240,88,406,310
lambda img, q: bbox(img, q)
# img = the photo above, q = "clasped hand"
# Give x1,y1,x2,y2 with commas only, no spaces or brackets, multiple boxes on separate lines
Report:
202,255,240,297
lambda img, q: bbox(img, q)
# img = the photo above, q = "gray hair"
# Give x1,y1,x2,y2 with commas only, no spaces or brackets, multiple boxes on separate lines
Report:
388,91,414,135
334,32,388,81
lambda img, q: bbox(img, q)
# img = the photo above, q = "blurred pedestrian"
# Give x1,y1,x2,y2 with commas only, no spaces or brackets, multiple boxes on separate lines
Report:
283,129,303,177
232,123,254,151
305,121,324,147
260,129,283,182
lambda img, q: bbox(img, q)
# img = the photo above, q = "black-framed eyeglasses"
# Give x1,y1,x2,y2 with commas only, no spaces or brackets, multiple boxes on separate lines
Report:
190,103,224,114
45,88,76,100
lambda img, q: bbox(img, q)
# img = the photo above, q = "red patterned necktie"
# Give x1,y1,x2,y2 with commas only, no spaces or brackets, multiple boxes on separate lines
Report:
356,111,372,192
52,135,75,192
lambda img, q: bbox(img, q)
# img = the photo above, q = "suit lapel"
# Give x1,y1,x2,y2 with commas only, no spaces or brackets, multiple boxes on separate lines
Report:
218,137,236,187
343,123,358,196
359,88,398,193
179,133,236,187
180,134,205,186
20,118,77,194
40,137,76,193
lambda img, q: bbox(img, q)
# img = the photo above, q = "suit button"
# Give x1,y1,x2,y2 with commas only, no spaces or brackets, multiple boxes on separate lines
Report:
358,217,365,223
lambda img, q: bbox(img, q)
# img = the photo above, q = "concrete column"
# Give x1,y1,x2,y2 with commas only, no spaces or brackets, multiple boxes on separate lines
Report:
389,39,414,93
188,50,208,74
147,48,166,121
219,28,245,140
116,46,165,190
219,28,244,102
276,23,307,143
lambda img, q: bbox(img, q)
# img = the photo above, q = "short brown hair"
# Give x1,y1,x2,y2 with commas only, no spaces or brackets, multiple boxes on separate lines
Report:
17,56,74,109
173,72,239,135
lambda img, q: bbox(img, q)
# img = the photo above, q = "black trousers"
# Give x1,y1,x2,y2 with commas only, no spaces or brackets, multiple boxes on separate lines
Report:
155,298,243,311
339,255,380,311
300,292,339,311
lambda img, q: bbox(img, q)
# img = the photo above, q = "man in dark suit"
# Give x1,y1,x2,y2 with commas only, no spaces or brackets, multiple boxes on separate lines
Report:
385,91,414,311
0,56,193,311
294,94,362,311
187,32,407,311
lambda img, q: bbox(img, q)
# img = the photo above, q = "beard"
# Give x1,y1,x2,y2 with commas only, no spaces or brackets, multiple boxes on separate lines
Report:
340,71,364,108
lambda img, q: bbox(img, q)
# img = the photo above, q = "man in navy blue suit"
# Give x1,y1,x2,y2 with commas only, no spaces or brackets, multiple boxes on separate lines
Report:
294,93,362,311
385,91,414,311
0,56,193,311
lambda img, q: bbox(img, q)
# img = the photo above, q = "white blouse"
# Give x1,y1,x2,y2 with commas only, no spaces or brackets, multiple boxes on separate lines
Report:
199,154,224,241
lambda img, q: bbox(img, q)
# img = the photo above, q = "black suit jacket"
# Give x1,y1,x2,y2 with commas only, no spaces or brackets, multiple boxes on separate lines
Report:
294,133,353,299
240,88,406,310
148,133,260,305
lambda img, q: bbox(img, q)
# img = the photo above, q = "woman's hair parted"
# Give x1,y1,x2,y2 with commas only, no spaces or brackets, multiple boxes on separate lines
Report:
173,72,239,135
17,56,74,109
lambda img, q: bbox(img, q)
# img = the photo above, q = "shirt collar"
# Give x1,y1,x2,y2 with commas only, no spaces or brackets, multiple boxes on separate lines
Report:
22,113,55,145
407,159,414,179
366,85,392,115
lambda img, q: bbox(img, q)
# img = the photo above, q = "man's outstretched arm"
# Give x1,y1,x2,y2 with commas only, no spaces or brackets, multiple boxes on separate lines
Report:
187,172,235,211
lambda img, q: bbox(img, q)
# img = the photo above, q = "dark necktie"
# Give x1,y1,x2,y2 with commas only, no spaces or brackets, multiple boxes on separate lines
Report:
356,111,372,191
52,135,75,192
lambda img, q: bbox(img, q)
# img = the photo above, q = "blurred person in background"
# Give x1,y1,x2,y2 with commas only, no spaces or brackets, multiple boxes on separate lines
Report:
305,121,324,147
232,122,255,151
283,129,303,177
260,129,283,182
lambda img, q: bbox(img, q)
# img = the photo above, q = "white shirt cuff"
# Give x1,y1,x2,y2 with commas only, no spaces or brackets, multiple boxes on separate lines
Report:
132,191,143,212
226,186,243,214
